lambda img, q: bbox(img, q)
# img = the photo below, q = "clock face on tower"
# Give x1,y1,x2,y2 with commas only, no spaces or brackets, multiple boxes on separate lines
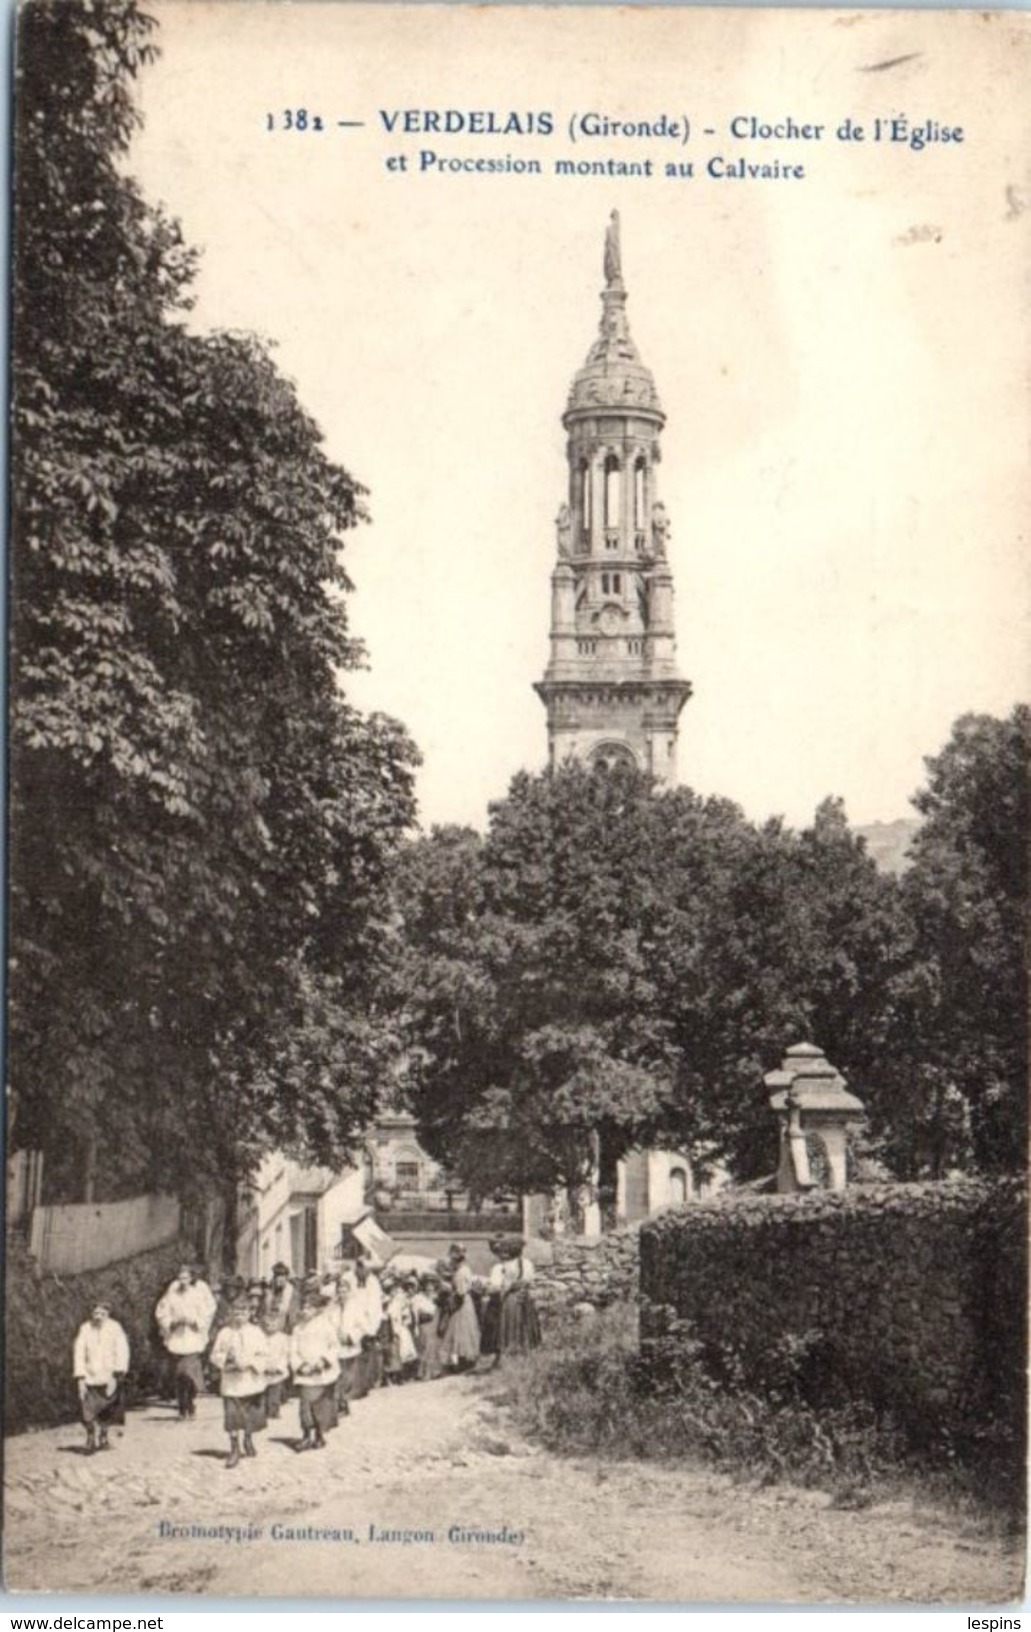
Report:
599,602,622,634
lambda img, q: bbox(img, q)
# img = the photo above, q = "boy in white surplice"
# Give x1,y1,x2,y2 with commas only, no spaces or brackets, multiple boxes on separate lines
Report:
155,1263,217,1419
72,1302,130,1454
209,1297,269,1468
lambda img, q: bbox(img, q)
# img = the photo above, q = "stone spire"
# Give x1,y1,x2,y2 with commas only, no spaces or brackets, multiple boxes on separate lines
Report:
604,208,622,285
567,213,662,420
534,216,691,783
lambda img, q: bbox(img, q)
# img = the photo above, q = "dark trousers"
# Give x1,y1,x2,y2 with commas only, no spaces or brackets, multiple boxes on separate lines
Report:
298,1384,338,1437
336,1356,359,1410
360,1341,382,1394
173,1353,204,1416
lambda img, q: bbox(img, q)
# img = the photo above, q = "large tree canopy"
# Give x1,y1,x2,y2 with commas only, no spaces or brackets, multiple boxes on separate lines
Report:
393,708,1024,1220
396,711,1027,1209
10,0,419,1206
394,766,910,1214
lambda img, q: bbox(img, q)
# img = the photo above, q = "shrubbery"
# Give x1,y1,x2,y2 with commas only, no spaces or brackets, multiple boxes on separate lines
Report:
490,1303,1023,1519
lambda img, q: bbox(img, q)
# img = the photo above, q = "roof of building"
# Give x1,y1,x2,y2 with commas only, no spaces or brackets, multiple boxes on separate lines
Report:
565,212,663,420
764,1040,866,1118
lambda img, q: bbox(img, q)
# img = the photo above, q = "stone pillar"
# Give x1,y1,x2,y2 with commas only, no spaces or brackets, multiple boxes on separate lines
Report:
649,562,674,633
620,448,633,548
764,1042,865,1195
573,457,589,549
548,562,578,678
590,456,605,554
634,457,649,552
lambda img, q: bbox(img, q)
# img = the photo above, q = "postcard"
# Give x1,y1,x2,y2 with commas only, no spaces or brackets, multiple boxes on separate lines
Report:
6,0,1028,1607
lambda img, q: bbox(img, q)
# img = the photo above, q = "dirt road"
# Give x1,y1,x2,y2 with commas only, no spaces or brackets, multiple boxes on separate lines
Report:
4,1372,1022,1603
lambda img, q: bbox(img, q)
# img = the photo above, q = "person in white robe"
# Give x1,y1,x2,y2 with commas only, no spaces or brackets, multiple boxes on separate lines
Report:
72,1302,130,1454
260,1313,291,1419
209,1298,269,1467
289,1290,340,1450
332,1273,363,1415
155,1263,217,1419
381,1274,418,1383
352,1258,384,1395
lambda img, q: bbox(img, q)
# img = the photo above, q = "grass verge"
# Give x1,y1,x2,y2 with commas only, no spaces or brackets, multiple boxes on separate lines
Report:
486,1302,1025,1533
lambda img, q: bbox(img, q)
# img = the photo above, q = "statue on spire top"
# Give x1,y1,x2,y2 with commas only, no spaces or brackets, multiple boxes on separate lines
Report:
603,210,622,285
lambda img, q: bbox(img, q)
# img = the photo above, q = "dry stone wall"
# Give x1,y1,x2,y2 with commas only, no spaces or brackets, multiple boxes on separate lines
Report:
639,1178,1026,1439
532,1226,640,1317
5,1233,194,1432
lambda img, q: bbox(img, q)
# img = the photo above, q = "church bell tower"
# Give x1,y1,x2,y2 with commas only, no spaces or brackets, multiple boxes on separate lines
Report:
534,212,691,782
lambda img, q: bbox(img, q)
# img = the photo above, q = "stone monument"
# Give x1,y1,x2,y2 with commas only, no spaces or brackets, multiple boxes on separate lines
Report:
764,1042,866,1193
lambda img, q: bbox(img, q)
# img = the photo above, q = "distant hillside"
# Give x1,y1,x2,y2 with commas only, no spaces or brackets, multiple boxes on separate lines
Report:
855,818,921,875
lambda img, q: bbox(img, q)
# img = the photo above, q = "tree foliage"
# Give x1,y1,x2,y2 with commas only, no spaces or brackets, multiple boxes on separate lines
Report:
865,707,1029,1177
395,766,910,1212
396,711,1027,1207
10,0,419,1206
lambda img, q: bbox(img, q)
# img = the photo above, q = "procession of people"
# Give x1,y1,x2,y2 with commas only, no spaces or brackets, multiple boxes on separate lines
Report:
70,1237,541,1463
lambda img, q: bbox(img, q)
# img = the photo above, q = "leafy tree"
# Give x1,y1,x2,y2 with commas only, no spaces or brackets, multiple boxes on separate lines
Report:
867,708,1029,1176
396,766,910,1219
394,774,675,1223
10,0,419,1217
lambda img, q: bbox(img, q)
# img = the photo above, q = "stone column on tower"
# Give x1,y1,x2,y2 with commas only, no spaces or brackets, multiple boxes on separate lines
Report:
534,214,692,782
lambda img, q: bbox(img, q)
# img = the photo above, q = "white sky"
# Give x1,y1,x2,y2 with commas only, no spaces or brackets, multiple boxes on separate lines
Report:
129,4,1030,833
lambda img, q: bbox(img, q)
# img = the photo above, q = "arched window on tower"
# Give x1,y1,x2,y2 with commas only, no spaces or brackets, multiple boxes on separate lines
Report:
604,455,620,547
634,459,647,550
590,741,637,774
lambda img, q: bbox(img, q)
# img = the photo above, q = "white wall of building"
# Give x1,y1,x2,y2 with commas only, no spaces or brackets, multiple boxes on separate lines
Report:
317,1168,365,1268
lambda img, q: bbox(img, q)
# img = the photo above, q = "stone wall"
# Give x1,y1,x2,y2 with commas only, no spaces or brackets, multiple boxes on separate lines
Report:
532,1226,640,1317
639,1178,1026,1439
5,1232,195,1433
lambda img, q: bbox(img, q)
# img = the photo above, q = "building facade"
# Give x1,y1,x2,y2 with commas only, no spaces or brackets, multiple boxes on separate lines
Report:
236,1152,365,1281
535,211,691,781
236,1114,522,1278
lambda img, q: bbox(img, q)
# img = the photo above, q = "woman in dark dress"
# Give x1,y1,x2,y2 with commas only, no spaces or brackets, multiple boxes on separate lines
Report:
479,1237,504,1364
495,1236,542,1359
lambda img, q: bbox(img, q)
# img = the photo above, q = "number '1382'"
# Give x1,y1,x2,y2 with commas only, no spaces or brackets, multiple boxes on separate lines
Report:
266,110,324,131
